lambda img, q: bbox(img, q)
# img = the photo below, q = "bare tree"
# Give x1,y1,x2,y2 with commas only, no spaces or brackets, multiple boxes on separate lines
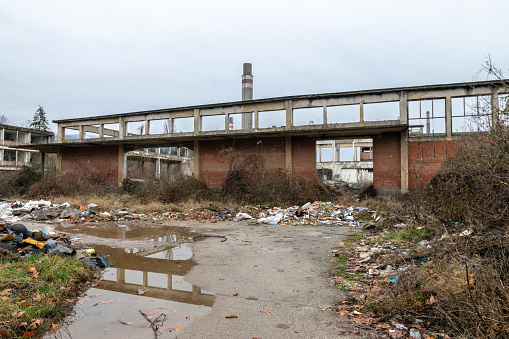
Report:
0,114,10,124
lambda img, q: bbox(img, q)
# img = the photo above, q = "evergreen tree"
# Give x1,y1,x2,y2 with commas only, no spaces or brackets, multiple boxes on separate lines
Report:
30,105,49,131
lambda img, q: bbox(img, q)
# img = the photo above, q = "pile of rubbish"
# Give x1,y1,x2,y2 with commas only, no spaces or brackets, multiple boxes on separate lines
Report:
234,201,376,227
0,199,376,227
0,200,151,224
0,219,112,268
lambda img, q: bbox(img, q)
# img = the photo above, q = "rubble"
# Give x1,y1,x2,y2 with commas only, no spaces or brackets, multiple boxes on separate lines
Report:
0,199,377,228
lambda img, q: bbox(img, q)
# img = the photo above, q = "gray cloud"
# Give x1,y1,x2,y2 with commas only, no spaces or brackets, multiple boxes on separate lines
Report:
1,0,508,131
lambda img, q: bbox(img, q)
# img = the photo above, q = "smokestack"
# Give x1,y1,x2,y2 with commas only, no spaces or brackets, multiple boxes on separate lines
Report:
242,63,253,101
241,63,253,129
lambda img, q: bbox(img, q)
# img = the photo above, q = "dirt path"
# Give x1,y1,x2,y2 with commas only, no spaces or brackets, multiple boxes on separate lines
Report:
181,221,363,339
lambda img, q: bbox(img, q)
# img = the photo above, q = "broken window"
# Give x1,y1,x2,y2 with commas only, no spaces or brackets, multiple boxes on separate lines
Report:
227,113,254,130
126,121,146,136
103,123,119,138
452,96,491,132
363,101,400,121
3,150,16,161
293,107,323,126
148,119,170,135
258,110,285,128
327,104,360,124
173,117,194,133
201,115,225,132
408,99,446,135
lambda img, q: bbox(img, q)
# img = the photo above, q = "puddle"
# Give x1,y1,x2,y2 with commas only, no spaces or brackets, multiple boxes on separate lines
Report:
44,222,214,338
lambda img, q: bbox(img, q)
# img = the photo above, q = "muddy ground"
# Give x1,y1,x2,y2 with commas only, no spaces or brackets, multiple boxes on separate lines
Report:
24,220,367,338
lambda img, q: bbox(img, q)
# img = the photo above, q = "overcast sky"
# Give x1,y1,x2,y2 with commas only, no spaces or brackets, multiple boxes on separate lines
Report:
1,0,508,132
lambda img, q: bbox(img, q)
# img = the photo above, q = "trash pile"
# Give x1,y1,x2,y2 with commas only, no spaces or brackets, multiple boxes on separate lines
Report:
0,199,376,227
0,200,152,223
234,201,376,227
0,219,112,269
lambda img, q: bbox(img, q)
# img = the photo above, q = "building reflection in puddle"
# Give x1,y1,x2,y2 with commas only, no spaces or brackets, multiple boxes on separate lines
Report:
49,225,213,338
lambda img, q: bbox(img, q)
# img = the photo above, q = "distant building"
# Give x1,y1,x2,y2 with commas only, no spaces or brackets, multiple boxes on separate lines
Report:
316,139,373,184
0,124,53,170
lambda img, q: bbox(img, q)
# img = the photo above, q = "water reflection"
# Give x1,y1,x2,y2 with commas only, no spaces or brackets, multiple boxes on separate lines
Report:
49,223,213,338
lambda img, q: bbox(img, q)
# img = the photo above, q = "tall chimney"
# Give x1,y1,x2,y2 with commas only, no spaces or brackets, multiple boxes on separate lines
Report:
241,63,253,129
242,63,253,100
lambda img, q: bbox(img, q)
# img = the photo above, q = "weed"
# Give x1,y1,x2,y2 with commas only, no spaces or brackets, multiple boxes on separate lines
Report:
386,226,432,244
0,254,94,338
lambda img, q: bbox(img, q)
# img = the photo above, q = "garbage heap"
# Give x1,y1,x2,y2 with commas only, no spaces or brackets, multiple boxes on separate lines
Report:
0,220,111,268
234,201,377,227
0,199,377,227
0,200,143,223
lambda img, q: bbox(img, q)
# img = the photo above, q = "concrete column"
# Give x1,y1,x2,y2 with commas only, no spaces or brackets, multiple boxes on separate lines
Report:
118,144,125,187
331,141,336,162
58,126,65,142
99,124,104,138
194,109,201,135
143,271,148,288
168,118,173,134
400,131,409,192
193,140,200,180
285,136,292,171
360,101,364,122
323,105,328,125
254,111,259,130
285,100,293,129
119,117,125,139
145,118,150,135
26,132,31,144
225,113,229,131
399,91,408,124
78,126,84,140
445,96,452,137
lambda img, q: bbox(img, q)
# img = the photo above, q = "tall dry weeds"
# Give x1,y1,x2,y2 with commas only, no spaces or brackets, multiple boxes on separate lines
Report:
371,63,509,338
221,151,332,206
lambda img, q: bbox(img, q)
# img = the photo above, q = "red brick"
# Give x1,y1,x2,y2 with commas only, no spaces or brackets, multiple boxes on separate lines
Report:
408,140,458,189
373,134,401,190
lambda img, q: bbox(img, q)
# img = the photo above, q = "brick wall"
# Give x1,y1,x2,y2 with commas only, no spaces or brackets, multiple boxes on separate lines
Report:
373,133,401,190
194,137,316,188
60,146,120,186
292,137,317,179
408,139,458,189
